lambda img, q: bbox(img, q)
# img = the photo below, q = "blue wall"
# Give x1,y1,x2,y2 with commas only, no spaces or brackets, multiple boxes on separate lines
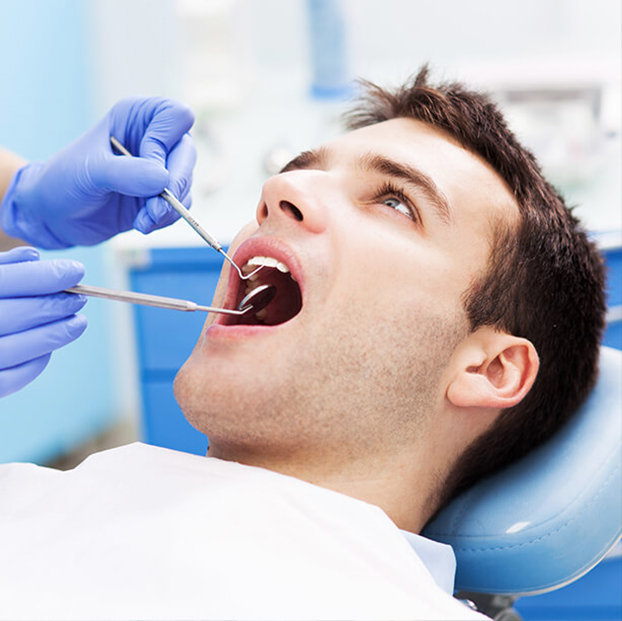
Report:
0,0,91,158
0,0,116,464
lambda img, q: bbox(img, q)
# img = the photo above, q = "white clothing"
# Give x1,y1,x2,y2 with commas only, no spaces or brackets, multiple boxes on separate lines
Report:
0,442,488,620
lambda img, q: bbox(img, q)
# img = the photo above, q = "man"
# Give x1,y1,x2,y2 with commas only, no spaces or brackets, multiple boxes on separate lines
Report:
176,67,605,514
0,68,606,620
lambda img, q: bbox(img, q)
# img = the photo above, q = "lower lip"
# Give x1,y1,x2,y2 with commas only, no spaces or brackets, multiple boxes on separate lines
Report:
204,322,282,342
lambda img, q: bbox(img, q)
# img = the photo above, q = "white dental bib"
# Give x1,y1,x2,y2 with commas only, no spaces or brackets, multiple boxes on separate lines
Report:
0,442,487,620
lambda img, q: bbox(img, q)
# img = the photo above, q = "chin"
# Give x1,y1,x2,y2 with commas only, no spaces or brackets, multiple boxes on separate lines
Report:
174,358,234,434
173,355,279,440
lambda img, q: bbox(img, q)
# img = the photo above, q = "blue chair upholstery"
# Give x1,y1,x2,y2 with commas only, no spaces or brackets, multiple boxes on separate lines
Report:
423,346,622,595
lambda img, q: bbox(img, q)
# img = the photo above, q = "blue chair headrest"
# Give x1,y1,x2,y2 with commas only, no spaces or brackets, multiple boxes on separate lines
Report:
423,346,622,595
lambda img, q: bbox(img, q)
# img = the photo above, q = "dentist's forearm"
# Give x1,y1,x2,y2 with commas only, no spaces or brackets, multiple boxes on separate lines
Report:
0,148,27,250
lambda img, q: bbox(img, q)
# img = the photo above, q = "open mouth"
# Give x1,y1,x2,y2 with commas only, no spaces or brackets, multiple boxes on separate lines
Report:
228,256,303,327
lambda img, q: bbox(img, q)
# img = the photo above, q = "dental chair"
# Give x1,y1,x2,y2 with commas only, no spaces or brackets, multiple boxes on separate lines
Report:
423,346,622,621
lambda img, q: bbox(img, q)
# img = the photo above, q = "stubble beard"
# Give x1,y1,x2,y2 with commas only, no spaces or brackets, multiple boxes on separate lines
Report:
174,304,468,468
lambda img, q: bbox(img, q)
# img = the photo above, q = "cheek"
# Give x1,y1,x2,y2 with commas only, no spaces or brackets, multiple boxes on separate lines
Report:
340,236,463,319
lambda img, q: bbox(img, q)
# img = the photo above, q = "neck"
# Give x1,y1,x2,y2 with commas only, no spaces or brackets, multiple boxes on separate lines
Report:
207,442,440,533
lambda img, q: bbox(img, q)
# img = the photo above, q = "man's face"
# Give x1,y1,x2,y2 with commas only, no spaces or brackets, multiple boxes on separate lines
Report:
175,118,517,465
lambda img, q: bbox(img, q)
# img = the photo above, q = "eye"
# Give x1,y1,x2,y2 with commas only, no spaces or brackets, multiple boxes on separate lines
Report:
373,181,419,223
383,196,413,219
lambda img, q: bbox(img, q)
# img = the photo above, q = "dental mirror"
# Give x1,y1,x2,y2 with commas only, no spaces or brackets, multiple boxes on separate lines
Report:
238,284,276,314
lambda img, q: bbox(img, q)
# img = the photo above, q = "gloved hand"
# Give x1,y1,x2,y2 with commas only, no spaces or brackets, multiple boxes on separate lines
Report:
0,97,196,249
0,246,87,398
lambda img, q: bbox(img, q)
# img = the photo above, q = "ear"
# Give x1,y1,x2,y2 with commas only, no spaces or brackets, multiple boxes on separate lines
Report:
447,327,539,409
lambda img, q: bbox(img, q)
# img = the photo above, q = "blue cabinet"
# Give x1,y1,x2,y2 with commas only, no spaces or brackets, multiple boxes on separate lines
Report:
515,555,622,621
141,380,208,456
602,243,622,350
128,247,220,454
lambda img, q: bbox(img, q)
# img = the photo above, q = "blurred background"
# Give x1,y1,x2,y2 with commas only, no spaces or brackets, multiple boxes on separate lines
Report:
0,1,620,617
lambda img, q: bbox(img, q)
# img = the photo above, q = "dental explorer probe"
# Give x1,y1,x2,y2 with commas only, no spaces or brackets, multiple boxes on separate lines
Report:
109,136,261,281
66,283,276,315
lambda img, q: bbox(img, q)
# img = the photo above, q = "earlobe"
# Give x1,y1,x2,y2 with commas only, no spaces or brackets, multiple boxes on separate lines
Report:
447,328,539,410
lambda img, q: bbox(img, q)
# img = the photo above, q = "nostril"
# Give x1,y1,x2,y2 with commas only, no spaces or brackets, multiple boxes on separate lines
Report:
279,200,303,222
257,201,269,221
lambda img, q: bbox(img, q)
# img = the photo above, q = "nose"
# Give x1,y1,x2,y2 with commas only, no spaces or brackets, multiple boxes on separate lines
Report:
255,171,329,234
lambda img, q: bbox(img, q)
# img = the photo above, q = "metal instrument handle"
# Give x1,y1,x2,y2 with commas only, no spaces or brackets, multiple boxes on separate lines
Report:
66,284,246,315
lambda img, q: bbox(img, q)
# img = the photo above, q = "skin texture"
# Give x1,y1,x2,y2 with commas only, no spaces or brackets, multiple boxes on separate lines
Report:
174,118,539,533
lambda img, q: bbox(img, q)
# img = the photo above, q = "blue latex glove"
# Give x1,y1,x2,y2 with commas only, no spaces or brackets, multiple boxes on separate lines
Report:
0,247,87,398
0,97,196,249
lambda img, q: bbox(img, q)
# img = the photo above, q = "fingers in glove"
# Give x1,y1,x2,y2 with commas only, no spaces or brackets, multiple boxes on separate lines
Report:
0,246,39,265
139,101,195,168
0,259,84,297
0,314,87,369
133,208,158,235
90,154,169,198
162,132,196,203
0,354,51,399
146,133,196,226
134,188,194,234
0,293,87,336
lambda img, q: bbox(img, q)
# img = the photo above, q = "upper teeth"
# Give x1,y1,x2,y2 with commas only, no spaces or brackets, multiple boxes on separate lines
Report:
244,256,290,275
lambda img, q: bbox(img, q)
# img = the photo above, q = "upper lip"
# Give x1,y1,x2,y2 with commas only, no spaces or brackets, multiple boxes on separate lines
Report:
219,236,305,320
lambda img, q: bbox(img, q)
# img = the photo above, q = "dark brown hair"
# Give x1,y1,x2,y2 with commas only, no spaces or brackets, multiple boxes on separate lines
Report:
345,66,606,506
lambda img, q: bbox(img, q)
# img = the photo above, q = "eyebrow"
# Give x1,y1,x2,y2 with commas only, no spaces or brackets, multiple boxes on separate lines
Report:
280,147,452,225
279,147,330,173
